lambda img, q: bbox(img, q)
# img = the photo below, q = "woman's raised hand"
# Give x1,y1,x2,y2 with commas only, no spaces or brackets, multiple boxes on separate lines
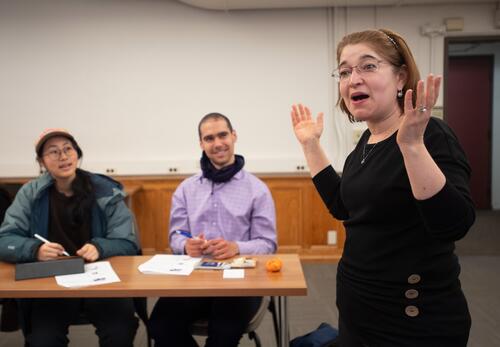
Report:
291,104,324,145
397,74,442,147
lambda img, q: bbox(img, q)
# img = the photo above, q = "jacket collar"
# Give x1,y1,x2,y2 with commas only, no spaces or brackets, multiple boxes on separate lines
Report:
32,171,125,207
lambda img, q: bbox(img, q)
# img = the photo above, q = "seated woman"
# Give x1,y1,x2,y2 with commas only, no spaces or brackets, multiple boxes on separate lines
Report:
0,128,139,347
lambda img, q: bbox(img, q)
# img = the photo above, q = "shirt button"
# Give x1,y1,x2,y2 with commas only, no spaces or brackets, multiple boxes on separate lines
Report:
407,274,421,284
405,289,419,299
213,204,217,208
405,305,419,317
212,222,216,226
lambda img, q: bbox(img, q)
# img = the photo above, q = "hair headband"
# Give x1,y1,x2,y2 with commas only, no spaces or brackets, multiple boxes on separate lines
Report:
382,31,398,48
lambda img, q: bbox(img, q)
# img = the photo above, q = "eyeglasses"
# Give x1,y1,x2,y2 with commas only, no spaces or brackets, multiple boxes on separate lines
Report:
332,59,387,82
43,145,76,160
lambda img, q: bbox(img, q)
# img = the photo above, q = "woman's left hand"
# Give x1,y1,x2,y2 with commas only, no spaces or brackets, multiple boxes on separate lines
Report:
76,243,100,262
397,74,442,147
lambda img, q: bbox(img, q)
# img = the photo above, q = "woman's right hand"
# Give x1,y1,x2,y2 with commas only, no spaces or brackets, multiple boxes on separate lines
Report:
37,242,66,261
291,104,324,145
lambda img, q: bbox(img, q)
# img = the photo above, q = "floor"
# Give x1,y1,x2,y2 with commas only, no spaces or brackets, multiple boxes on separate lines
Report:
2,209,499,346
1,255,499,347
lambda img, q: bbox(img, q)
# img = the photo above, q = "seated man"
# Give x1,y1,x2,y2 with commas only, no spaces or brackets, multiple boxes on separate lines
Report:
149,112,277,347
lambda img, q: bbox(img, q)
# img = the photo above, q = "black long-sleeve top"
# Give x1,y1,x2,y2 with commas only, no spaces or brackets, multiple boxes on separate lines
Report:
313,117,475,343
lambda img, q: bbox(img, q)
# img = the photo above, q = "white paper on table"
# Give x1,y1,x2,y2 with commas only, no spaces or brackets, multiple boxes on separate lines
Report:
223,269,245,279
138,255,201,276
55,261,120,288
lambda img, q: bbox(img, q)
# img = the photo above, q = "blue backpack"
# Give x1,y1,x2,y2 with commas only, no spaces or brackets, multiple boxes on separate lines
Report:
290,322,339,347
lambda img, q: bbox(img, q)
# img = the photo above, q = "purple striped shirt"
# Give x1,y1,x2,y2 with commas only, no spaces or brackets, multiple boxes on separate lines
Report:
169,169,277,255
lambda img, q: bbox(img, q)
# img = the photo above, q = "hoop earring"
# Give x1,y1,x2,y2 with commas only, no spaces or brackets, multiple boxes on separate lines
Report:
397,89,403,98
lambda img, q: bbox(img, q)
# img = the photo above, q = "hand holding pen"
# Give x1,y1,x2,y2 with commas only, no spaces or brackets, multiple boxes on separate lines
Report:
34,233,70,261
174,230,238,260
175,230,207,257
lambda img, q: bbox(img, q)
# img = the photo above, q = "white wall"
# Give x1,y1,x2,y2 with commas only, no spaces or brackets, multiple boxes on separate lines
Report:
0,0,334,176
0,0,499,189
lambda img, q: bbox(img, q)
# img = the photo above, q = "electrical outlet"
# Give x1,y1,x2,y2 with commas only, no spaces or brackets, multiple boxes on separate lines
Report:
327,230,337,245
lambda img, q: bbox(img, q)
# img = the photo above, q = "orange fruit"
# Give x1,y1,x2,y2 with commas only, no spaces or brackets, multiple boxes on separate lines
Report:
266,258,282,272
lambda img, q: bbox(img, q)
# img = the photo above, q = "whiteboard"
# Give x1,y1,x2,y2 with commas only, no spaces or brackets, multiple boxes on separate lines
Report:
0,0,338,177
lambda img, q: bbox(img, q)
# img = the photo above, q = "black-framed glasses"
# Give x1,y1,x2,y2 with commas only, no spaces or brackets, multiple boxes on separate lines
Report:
43,145,76,160
332,59,387,82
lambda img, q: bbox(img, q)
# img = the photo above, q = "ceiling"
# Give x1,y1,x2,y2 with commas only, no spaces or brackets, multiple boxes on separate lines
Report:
177,0,497,11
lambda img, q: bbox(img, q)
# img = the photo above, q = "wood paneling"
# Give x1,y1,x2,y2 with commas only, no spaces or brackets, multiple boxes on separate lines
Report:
120,175,345,262
0,175,345,262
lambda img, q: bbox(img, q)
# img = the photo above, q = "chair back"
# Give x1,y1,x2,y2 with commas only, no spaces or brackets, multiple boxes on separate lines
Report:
0,189,18,332
189,296,274,347
190,296,270,335
244,296,270,333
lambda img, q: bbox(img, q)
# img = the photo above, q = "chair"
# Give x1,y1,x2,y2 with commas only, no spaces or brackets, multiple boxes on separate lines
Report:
0,189,19,333
189,296,280,347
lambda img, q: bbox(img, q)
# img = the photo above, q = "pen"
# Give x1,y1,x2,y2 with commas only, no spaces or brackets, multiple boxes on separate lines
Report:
174,230,206,245
34,233,70,257
174,230,193,238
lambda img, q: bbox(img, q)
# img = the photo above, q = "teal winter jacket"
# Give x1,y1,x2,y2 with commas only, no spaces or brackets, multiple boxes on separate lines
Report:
0,171,139,263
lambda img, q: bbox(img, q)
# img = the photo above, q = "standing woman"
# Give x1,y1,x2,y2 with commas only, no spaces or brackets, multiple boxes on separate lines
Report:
291,29,475,346
0,128,139,347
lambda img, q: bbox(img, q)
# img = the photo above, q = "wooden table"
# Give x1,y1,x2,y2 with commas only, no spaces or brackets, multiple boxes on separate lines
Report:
0,254,307,347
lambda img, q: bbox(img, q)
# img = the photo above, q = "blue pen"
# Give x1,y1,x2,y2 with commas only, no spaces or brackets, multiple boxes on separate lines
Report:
174,230,193,238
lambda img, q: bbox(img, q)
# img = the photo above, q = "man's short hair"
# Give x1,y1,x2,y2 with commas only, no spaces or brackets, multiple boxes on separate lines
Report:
198,113,234,140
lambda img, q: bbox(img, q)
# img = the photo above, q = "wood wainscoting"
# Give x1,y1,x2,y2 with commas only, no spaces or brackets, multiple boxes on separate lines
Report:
119,174,345,262
0,174,345,262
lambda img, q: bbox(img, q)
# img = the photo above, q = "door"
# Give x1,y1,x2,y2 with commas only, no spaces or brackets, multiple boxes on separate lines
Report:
445,55,492,209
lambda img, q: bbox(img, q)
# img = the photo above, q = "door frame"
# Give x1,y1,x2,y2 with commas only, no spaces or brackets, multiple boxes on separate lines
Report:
443,35,500,121
444,35,500,210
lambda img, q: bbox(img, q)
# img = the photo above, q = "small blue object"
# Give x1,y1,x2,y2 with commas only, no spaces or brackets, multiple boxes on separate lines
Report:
195,261,229,270
290,322,339,347
174,230,192,238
